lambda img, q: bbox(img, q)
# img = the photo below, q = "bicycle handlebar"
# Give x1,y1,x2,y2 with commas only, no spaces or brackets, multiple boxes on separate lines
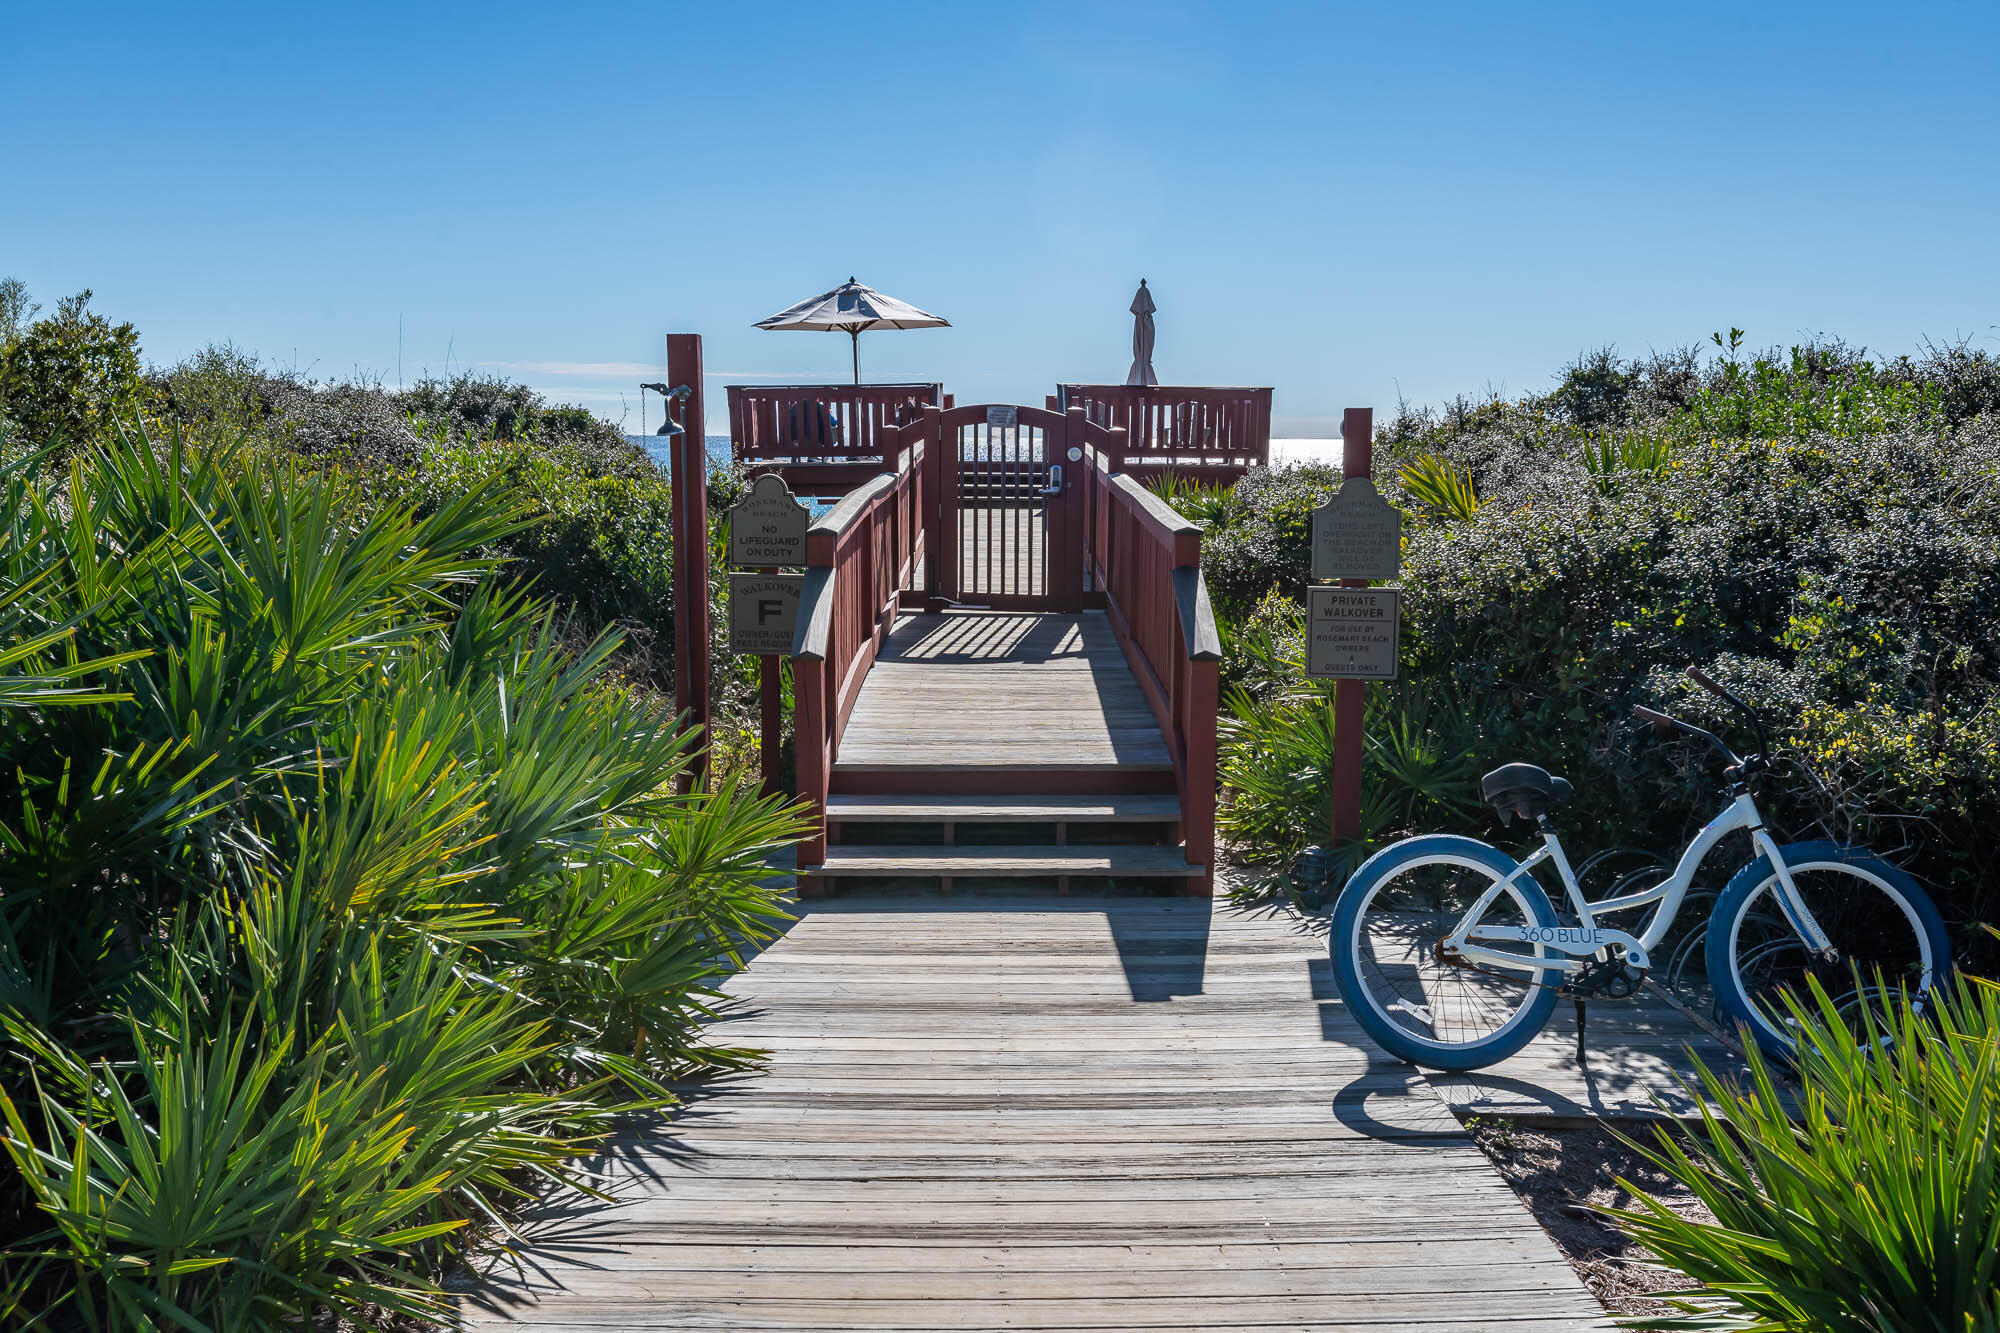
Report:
1684,666,1771,755
1685,666,1729,700
1631,702,1745,770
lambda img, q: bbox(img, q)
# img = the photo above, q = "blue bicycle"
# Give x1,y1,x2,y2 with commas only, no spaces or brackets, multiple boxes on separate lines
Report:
1330,668,1952,1070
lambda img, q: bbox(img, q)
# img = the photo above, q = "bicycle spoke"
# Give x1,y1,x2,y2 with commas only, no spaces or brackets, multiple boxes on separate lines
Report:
1725,862,1938,1044
1348,859,1544,1051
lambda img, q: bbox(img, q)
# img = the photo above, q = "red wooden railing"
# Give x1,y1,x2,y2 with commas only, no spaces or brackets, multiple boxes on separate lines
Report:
1079,442,1223,889
729,383,944,475
1055,384,1272,481
790,421,929,865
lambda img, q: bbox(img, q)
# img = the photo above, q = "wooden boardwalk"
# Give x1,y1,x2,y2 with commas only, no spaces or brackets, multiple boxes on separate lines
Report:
836,612,1170,777
458,894,1612,1330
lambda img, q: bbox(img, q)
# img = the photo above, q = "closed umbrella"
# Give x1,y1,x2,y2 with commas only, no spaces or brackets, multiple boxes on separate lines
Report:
754,277,949,384
1126,278,1158,387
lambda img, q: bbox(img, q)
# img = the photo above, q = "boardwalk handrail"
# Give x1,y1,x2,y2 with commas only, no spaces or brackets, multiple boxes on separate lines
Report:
1082,445,1222,888
730,382,944,467
1057,383,1272,479
790,423,928,864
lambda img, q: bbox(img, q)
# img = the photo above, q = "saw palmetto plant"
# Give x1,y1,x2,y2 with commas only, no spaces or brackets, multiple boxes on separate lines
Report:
1615,974,2000,1333
0,426,809,1328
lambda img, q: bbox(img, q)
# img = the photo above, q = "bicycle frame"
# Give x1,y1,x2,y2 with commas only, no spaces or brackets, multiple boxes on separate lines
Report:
1441,792,1835,979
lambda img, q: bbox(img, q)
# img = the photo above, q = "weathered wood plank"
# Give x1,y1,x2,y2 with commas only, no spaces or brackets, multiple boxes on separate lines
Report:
456,895,1613,1330
834,613,1171,772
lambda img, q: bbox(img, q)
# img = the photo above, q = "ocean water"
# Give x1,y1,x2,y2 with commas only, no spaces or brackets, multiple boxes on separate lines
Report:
629,434,734,469
627,434,1345,475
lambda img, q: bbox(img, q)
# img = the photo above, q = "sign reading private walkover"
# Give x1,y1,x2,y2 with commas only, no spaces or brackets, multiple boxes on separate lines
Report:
1306,587,1401,681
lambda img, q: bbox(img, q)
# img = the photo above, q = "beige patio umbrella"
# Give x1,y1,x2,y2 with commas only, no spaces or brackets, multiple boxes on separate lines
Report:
754,277,950,384
1126,278,1158,386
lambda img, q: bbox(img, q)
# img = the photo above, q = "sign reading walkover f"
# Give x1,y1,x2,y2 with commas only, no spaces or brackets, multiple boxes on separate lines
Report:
728,574,804,656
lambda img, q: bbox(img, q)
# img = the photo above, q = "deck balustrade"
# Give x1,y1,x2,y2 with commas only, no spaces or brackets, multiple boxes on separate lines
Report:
1081,440,1223,884
790,423,928,863
728,382,944,495
1056,383,1272,482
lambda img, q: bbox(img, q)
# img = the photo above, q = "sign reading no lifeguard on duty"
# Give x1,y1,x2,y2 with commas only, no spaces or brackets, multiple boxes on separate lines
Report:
727,474,811,568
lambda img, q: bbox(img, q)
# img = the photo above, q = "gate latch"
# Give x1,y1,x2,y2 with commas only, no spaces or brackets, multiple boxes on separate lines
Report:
1041,464,1063,496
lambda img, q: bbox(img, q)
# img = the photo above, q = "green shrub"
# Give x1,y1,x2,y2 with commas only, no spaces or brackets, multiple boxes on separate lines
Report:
1615,975,2000,1332
0,426,808,1326
0,291,149,452
1197,462,1342,623
1218,603,1485,889
1146,470,1248,529
1206,338,2000,941
384,434,679,633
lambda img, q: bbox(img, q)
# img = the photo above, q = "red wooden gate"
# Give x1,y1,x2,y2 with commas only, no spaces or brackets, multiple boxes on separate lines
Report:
928,404,1086,612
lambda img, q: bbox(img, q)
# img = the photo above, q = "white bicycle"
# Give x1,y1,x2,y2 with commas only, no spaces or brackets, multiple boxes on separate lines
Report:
1331,668,1952,1070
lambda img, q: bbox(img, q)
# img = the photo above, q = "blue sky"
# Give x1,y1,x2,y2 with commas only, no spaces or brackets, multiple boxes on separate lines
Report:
4,1,1995,435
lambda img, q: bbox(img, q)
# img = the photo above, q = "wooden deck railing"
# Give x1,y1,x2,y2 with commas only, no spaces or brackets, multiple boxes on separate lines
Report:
1056,384,1272,481
729,383,944,474
1080,443,1223,887
790,421,928,864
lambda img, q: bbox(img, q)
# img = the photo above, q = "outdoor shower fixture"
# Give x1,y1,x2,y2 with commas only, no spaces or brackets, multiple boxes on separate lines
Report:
641,381,693,436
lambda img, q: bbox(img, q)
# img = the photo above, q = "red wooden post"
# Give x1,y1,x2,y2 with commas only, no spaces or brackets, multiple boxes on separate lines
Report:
1330,407,1372,844
921,405,943,597
758,558,783,799
1184,652,1219,896
936,411,959,603
795,656,826,882
665,334,712,792
1052,407,1088,613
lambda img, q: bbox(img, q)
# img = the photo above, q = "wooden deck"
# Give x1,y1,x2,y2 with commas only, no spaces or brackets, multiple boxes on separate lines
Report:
1425,988,1741,1123
835,613,1172,778
458,894,1612,1331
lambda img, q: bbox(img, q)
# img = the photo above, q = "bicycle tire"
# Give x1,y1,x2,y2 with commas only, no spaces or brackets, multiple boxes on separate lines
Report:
1331,834,1563,1070
1707,840,1952,1060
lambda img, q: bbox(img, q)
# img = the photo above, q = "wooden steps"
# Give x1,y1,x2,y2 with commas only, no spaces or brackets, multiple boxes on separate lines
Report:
827,794,1180,824
807,612,1206,896
813,844,1205,883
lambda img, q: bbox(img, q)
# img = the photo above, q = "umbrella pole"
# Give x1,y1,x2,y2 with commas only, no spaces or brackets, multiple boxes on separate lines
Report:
850,328,861,385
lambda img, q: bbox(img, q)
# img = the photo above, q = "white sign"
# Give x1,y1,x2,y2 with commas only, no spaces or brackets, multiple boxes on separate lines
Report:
1305,586,1400,680
1311,477,1402,582
729,574,804,656
985,405,1018,429
727,474,810,568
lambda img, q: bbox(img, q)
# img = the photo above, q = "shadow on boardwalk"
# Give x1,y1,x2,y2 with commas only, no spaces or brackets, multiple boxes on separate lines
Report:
454,890,1618,1331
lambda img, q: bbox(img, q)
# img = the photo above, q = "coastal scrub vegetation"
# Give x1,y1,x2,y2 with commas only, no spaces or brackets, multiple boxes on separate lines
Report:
1173,335,2000,962
0,284,803,1326
1613,975,2000,1332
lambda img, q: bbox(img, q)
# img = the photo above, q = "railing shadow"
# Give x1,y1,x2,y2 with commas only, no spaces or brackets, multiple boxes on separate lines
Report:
801,888,1210,1004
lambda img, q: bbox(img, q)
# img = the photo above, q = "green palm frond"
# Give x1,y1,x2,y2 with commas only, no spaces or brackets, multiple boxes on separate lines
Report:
1396,452,1482,521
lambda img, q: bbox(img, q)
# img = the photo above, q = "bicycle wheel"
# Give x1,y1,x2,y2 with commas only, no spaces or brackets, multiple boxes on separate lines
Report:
1708,840,1952,1060
1331,835,1563,1070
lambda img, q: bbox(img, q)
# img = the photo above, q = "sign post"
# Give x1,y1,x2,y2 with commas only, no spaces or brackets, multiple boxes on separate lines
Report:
725,474,811,797
1305,407,1397,847
665,334,710,793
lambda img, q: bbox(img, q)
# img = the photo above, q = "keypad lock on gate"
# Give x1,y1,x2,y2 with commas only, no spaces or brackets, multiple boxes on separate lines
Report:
1041,464,1063,495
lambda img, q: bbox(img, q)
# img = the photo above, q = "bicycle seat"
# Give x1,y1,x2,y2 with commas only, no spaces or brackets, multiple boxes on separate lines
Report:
1480,763,1573,824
